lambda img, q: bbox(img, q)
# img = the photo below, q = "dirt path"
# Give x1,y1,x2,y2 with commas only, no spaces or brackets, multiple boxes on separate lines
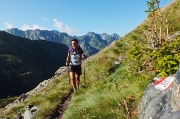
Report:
49,89,73,119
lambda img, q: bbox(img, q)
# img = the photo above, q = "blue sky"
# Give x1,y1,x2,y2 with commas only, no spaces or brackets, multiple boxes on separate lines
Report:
0,0,173,36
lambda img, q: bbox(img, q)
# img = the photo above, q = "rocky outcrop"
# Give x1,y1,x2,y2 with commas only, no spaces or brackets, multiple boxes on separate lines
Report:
138,65,180,119
0,66,68,119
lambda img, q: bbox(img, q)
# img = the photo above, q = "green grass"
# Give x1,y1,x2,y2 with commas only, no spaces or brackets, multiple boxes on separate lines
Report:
0,72,71,118
62,1,180,118
62,57,153,119
0,96,17,108
1,0,180,118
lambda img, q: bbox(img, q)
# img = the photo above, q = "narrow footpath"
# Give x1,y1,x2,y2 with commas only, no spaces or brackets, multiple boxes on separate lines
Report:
49,87,73,119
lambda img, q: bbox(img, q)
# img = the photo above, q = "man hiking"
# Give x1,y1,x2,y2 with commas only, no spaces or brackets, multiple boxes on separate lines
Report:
66,39,85,92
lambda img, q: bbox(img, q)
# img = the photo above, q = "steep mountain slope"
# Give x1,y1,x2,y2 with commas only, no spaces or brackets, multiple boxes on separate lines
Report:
77,32,120,51
0,31,68,98
5,29,120,56
79,40,99,56
56,0,180,118
1,0,180,119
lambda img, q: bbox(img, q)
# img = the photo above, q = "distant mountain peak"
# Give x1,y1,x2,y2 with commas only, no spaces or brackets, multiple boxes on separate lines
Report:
6,28,120,56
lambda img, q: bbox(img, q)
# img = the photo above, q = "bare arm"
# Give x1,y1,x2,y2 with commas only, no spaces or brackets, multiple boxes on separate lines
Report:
66,52,70,66
81,54,84,60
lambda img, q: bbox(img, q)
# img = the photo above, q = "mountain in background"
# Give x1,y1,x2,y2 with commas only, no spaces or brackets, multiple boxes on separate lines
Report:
0,31,68,98
0,28,120,97
2,0,180,118
5,28,120,56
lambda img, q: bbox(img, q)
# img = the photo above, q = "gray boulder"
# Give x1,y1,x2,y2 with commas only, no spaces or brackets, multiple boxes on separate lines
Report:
138,65,180,119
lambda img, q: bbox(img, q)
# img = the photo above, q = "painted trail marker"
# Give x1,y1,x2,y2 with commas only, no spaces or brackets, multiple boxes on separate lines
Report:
154,76,175,91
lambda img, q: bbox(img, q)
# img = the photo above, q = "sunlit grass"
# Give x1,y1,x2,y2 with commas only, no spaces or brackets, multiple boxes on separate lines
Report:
1,0,180,118
0,72,71,118
62,56,152,119
0,104,25,118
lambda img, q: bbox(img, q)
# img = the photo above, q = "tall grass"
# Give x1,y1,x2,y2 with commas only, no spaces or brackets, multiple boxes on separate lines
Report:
62,54,153,119
1,0,180,118
0,72,71,118
62,1,180,118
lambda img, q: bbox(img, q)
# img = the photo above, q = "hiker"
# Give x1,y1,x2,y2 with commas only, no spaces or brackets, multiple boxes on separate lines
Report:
66,39,85,92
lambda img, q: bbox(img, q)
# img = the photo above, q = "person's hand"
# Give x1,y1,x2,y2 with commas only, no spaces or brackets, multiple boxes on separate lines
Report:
82,54,86,60
66,62,69,66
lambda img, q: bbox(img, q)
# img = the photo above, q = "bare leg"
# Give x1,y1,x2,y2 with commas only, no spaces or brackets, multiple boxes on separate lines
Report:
75,74,80,88
70,72,76,90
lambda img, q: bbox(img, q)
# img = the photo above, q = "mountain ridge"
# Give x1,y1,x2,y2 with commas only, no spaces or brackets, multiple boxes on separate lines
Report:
5,28,120,56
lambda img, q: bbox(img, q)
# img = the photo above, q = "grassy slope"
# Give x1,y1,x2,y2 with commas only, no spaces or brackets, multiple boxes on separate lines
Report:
0,72,71,118
1,0,180,118
62,0,180,118
62,39,153,119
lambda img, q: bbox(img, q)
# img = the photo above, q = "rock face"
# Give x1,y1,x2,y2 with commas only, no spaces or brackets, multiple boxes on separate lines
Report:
138,65,180,119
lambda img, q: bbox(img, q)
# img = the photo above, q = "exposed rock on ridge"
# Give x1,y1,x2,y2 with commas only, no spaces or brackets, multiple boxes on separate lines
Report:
0,66,68,119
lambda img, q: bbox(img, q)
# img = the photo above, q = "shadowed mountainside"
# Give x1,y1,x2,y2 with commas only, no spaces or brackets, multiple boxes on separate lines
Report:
0,31,68,98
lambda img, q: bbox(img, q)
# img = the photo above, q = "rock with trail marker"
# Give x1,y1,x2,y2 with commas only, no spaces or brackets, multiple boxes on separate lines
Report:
138,65,180,119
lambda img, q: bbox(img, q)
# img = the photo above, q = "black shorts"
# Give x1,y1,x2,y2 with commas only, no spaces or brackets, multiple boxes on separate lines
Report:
69,65,82,75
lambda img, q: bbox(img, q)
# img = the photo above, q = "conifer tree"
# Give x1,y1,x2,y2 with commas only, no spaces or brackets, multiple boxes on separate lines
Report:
144,0,169,48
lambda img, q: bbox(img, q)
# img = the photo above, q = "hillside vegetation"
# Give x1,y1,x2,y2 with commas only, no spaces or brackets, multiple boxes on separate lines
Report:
1,0,180,118
62,1,180,118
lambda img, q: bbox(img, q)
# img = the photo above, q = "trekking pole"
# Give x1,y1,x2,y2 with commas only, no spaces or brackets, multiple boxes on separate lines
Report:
66,66,70,85
84,60,86,84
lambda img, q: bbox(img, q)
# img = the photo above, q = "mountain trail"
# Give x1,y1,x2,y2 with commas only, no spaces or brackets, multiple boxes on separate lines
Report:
49,88,73,119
